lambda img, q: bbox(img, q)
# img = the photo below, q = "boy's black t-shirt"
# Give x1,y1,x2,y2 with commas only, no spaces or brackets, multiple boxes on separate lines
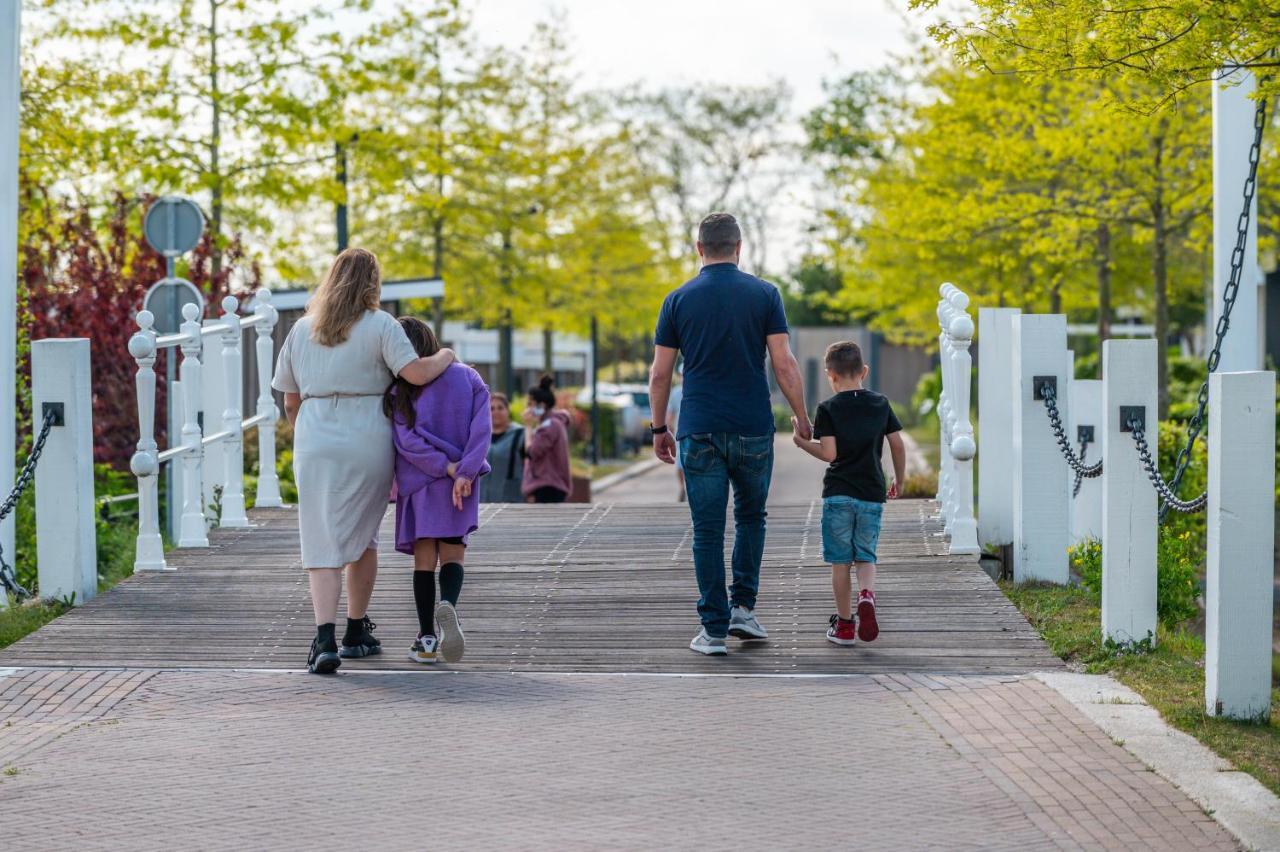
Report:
813,390,903,502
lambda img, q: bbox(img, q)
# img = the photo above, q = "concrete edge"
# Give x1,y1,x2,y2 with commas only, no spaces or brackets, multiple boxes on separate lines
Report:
1035,671,1280,851
592,457,662,494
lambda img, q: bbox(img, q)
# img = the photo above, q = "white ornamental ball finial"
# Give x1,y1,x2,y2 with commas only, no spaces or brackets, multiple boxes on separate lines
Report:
130,450,158,478
939,282,954,297
950,433,977,461
949,290,970,310
128,331,155,360
221,295,238,316
137,310,155,331
182,302,200,322
256,288,272,305
948,314,975,340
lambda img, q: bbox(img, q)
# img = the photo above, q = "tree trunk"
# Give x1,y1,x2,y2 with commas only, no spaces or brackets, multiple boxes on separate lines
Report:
1096,221,1112,345
542,327,553,376
1152,135,1170,418
432,208,444,340
208,0,223,278
1048,281,1062,314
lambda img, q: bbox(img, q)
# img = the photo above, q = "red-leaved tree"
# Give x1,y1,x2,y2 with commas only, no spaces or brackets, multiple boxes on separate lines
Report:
19,191,261,467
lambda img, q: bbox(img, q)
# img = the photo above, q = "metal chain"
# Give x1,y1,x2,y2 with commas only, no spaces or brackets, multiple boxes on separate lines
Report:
1041,384,1104,479
1126,415,1206,513
0,408,58,602
1160,95,1266,518
1073,440,1089,498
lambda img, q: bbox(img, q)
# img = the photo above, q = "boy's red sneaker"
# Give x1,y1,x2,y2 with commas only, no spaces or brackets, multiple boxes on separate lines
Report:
827,614,857,646
857,590,878,643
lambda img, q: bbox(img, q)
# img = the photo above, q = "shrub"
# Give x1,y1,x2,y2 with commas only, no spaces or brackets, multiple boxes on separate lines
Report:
899,471,937,498
910,366,942,426
1065,532,1198,629
773,405,795,433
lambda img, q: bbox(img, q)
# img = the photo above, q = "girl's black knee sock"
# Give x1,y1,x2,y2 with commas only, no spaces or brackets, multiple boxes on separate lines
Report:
413,570,436,636
439,562,464,606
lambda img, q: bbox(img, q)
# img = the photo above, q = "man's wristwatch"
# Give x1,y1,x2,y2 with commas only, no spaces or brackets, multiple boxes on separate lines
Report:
650,423,669,436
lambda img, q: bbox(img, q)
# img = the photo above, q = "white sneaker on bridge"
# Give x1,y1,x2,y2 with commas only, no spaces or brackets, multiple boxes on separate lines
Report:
689,629,728,656
728,606,768,640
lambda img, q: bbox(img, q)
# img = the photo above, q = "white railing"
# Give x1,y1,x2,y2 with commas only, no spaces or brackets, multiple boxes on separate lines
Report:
128,292,282,572
934,283,979,555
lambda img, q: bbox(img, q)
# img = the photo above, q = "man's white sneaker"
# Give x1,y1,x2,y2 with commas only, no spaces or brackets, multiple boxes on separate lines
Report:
690,629,728,656
728,606,768,640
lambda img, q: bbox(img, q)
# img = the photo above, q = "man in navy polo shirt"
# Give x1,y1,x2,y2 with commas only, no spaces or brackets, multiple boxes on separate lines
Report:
648,212,811,655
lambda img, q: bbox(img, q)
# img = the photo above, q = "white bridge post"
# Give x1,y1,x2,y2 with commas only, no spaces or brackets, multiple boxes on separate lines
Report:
1101,339,1157,646
177,303,209,547
1206,370,1275,720
129,311,168,571
938,284,978,554
1069,377,1103,542
977,307,1019,550
253,290,282,507
32,339,97,603
202,316,226,523
218,296,250,527
1011,314,1069,583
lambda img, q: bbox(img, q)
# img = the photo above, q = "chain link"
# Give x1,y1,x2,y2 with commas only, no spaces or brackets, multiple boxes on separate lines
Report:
1126,415,1207,513
1160,95,1266,518
0,408,58,602
1041,384,1104,479
1073,439,1089,498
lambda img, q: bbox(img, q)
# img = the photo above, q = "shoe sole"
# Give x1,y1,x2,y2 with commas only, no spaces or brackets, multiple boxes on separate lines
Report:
407,649,438,664
826,633,857,647
690,641,728,656
857,604,879,643
728,625,769,640
338,644,382,658
436,602,465,663
308,651,341,674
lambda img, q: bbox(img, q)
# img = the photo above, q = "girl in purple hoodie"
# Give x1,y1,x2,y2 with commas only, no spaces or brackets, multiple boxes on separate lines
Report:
384,318,492,664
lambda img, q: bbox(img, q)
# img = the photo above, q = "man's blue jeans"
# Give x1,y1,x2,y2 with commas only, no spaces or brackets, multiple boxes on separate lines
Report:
678,433,774,638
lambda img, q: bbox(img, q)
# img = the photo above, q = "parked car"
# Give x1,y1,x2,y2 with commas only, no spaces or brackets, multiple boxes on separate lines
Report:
573,382,652,453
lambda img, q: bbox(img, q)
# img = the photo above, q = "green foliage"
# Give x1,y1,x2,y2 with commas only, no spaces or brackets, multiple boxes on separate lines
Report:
1156,528,1200,628
910,366,943,426
773,405,795,434
781,260,848,327
576,404,623,459
899,472,939,499
1069,537,1102,597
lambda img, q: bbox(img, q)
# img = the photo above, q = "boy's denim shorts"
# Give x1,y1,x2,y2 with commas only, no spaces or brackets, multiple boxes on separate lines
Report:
821,495,884,564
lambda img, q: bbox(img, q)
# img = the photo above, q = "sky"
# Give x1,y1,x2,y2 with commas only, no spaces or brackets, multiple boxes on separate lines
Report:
468,0,924,270
470,0,917,113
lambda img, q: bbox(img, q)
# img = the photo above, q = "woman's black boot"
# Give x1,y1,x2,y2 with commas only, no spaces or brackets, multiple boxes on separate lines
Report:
308,623,341,674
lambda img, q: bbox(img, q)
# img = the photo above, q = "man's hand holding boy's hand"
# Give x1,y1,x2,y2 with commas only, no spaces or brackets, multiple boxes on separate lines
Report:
793,415,813,441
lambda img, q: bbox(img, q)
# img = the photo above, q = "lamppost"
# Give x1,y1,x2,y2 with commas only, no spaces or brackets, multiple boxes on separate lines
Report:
335,133,358,253
496,203,541,399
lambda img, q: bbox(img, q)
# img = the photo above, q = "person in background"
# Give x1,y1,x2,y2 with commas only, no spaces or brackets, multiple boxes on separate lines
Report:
522,374,573,504
481,393,525,503
384,317,492,665
271,248,456,675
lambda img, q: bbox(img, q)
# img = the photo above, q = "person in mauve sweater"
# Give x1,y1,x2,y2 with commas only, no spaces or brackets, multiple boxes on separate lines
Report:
521,374,573,503
384,317,492,665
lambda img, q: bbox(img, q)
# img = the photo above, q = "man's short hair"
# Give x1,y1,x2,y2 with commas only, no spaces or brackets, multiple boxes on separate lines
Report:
698,213,742,257
825,341,865,378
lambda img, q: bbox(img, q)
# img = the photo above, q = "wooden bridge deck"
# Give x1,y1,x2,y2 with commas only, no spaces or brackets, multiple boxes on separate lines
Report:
0,500,1062,674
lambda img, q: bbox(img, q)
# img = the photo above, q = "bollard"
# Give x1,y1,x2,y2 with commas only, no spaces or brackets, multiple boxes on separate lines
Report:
32,339,98,603
253,290,282,508
177,303,209,547
1011,314,1069,583
1206,370,1275,720
129,312,167,572
978,307,1019,549
1069,378,1103,542
217,296,250,528
1101,339,1157,646
202,316,226,523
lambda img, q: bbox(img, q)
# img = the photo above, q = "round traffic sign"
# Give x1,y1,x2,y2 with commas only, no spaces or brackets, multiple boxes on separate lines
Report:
143,196,205,257
142,278,205,335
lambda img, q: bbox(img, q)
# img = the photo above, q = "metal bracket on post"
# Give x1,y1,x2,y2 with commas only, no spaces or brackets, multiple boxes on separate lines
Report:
1119,406,1146,433
1033,375,1057,400
41,402,64,427
1076,425,1094,444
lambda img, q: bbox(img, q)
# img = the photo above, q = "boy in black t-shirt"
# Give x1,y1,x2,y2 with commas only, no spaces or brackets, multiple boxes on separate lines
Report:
792,341,906,646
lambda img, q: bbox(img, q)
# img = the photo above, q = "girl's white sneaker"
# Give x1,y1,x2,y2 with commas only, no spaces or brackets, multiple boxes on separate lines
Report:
435,601,466,663
408,634,438,664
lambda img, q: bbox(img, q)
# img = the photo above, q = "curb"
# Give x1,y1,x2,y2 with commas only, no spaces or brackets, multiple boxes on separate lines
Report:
1035,671,1280,850
592,457,662,494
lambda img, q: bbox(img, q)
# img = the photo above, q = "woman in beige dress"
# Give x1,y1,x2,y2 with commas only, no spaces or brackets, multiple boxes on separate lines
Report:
272,248,455,674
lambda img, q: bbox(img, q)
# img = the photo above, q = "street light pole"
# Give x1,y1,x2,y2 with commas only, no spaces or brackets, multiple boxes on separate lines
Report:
1,1,20,597
335,140,349,253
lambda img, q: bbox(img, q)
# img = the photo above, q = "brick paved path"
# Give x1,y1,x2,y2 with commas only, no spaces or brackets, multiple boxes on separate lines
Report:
0,502,1242,849
0,668,1234,850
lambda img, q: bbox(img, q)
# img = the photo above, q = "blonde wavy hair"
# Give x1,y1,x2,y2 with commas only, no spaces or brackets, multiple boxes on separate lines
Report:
308,248,381,346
